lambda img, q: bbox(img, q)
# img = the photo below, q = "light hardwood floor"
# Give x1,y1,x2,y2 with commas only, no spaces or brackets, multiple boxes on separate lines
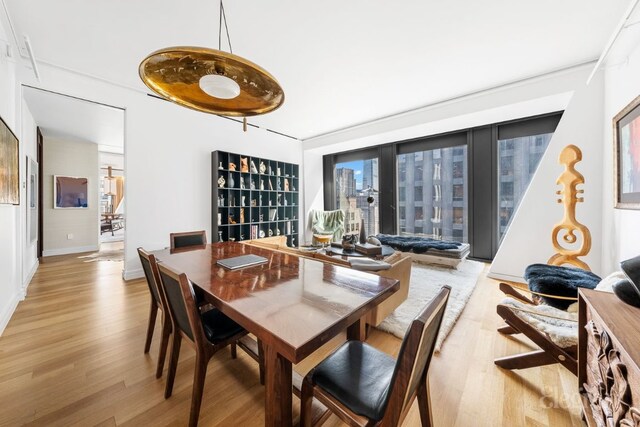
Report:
0,251,583,426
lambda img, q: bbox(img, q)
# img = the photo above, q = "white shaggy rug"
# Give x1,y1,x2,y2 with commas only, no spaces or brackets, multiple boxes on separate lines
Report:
376,260,485,352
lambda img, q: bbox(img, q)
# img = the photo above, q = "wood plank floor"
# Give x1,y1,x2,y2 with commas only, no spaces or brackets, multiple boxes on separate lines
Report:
0,250,584,426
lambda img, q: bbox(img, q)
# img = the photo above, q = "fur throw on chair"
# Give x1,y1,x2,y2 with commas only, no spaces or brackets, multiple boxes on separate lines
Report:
525,264,601,310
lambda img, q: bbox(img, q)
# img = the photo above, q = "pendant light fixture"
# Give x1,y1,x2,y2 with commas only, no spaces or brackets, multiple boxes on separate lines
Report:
138,1,284,131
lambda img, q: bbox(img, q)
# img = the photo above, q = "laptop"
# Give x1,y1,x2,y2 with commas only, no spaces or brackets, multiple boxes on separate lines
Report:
216,254,268,270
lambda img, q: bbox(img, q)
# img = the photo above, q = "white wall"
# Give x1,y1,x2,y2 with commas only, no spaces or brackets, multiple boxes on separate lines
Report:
20,100,38,286
0,18,20,334
601,44,640,274
302,65,591,243
43,138,99,255
489,76,604,280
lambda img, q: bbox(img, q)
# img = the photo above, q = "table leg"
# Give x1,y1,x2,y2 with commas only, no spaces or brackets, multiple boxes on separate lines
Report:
263,343,293,427
347,316,367,341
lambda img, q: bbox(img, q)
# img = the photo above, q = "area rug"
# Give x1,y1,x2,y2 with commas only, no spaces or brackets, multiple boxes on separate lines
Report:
376,260,485,352
78,249,124,263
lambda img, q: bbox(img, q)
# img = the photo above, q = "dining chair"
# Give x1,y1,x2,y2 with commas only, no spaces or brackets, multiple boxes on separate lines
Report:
170,230,207,250
300,285,451,427
156,262,258,427
137,247,172,379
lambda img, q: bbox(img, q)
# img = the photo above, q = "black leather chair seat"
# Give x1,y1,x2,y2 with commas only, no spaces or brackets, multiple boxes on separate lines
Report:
312,341,396,421
201,309,245,343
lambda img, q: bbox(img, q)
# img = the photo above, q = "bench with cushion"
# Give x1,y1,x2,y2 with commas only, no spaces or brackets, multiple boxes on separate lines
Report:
375,234,470,268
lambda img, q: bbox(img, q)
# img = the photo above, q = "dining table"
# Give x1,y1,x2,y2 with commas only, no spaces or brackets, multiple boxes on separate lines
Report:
152,242,400,427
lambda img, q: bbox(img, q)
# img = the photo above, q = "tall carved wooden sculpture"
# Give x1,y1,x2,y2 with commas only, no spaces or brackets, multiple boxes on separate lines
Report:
548,144,592,270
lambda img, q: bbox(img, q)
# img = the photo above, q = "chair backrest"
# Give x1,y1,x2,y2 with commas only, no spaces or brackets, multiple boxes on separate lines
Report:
170,230,207,250
382,285,451,425
137,247,163,308
156,263,203,344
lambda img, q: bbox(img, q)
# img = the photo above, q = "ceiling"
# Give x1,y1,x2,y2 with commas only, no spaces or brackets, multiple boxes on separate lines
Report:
4,0,634,140
23,86,125,151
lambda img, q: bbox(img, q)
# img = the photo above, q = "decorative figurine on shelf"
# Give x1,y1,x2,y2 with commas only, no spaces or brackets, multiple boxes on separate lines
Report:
228,174,235,188
240,157,249,172
218,213,221,225
259,161,267,174
251,199,256,207
240,208,245,224
259,213,264,222
284,198,288,206
284,179,289,192
218,176,226,188
269,180,273,190
268,229,273,237
277,194,282,206
218,231,223,242
241,196,246,206
268,165,273,175
292,237,296,246
240,233,245,241
228,162,237,171
277,167,281,176
218,161,223,170
260,179,265,190
259,194,263,206
228,214,236,224
259,229,265,238
218,194,225,207
240,178,245,189
250,179,255,190
250,160,258,174
229,237,235,242
276,228,281,236
276,179,281,191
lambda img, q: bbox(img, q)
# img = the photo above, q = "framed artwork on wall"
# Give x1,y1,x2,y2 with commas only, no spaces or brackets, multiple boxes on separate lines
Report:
54,175,89,209
614,94,640,209
0,116,19,205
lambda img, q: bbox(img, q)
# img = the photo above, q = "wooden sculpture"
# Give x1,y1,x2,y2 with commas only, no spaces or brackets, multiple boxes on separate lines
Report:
548,144,592,270
240,157,249,172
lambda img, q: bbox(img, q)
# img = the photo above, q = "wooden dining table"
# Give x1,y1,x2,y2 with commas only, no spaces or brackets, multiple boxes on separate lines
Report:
153,242,399,427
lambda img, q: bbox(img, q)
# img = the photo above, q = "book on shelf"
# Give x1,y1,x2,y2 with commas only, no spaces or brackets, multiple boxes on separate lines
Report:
355,243,382,255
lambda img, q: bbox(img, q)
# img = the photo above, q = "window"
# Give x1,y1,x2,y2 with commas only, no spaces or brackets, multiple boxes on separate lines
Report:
324,112,561,261
334,158,379,236
414,186,423,202
497,132,553,241
397,145,468,242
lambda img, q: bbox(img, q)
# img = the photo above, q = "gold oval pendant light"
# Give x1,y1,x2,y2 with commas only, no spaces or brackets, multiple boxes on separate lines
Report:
138,1,284,119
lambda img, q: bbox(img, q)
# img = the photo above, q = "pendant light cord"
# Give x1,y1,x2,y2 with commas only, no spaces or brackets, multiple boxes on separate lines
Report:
218,0,233,54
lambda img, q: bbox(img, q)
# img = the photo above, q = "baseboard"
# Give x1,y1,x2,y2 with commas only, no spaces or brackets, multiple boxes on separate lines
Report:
21,260,39,297
0,290,20,336
42,245,99,257
486,271,525,283
123,267,144,281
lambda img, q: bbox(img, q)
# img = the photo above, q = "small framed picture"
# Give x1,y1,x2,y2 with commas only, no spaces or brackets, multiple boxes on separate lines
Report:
614,94,640,209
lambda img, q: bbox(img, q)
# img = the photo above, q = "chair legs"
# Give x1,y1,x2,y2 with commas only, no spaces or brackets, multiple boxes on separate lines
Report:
144,301,158,354
156,314,172,378
417,376,433,427
300,374,314,427
189,354,209,427
165,333,182,399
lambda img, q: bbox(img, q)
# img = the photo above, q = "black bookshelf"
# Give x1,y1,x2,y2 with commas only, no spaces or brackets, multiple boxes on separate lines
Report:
212,151,299,247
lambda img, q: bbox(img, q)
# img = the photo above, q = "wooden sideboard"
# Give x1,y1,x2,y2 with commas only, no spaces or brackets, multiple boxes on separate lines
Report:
579,289,640,426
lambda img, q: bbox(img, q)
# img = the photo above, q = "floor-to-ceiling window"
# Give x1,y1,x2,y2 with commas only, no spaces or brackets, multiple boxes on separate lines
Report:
397,144,468,242
323,112,562,261
334,158,380,236
497,132,552,241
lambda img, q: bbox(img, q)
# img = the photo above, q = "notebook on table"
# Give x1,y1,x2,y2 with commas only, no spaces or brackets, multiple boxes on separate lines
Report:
216,254,268,270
